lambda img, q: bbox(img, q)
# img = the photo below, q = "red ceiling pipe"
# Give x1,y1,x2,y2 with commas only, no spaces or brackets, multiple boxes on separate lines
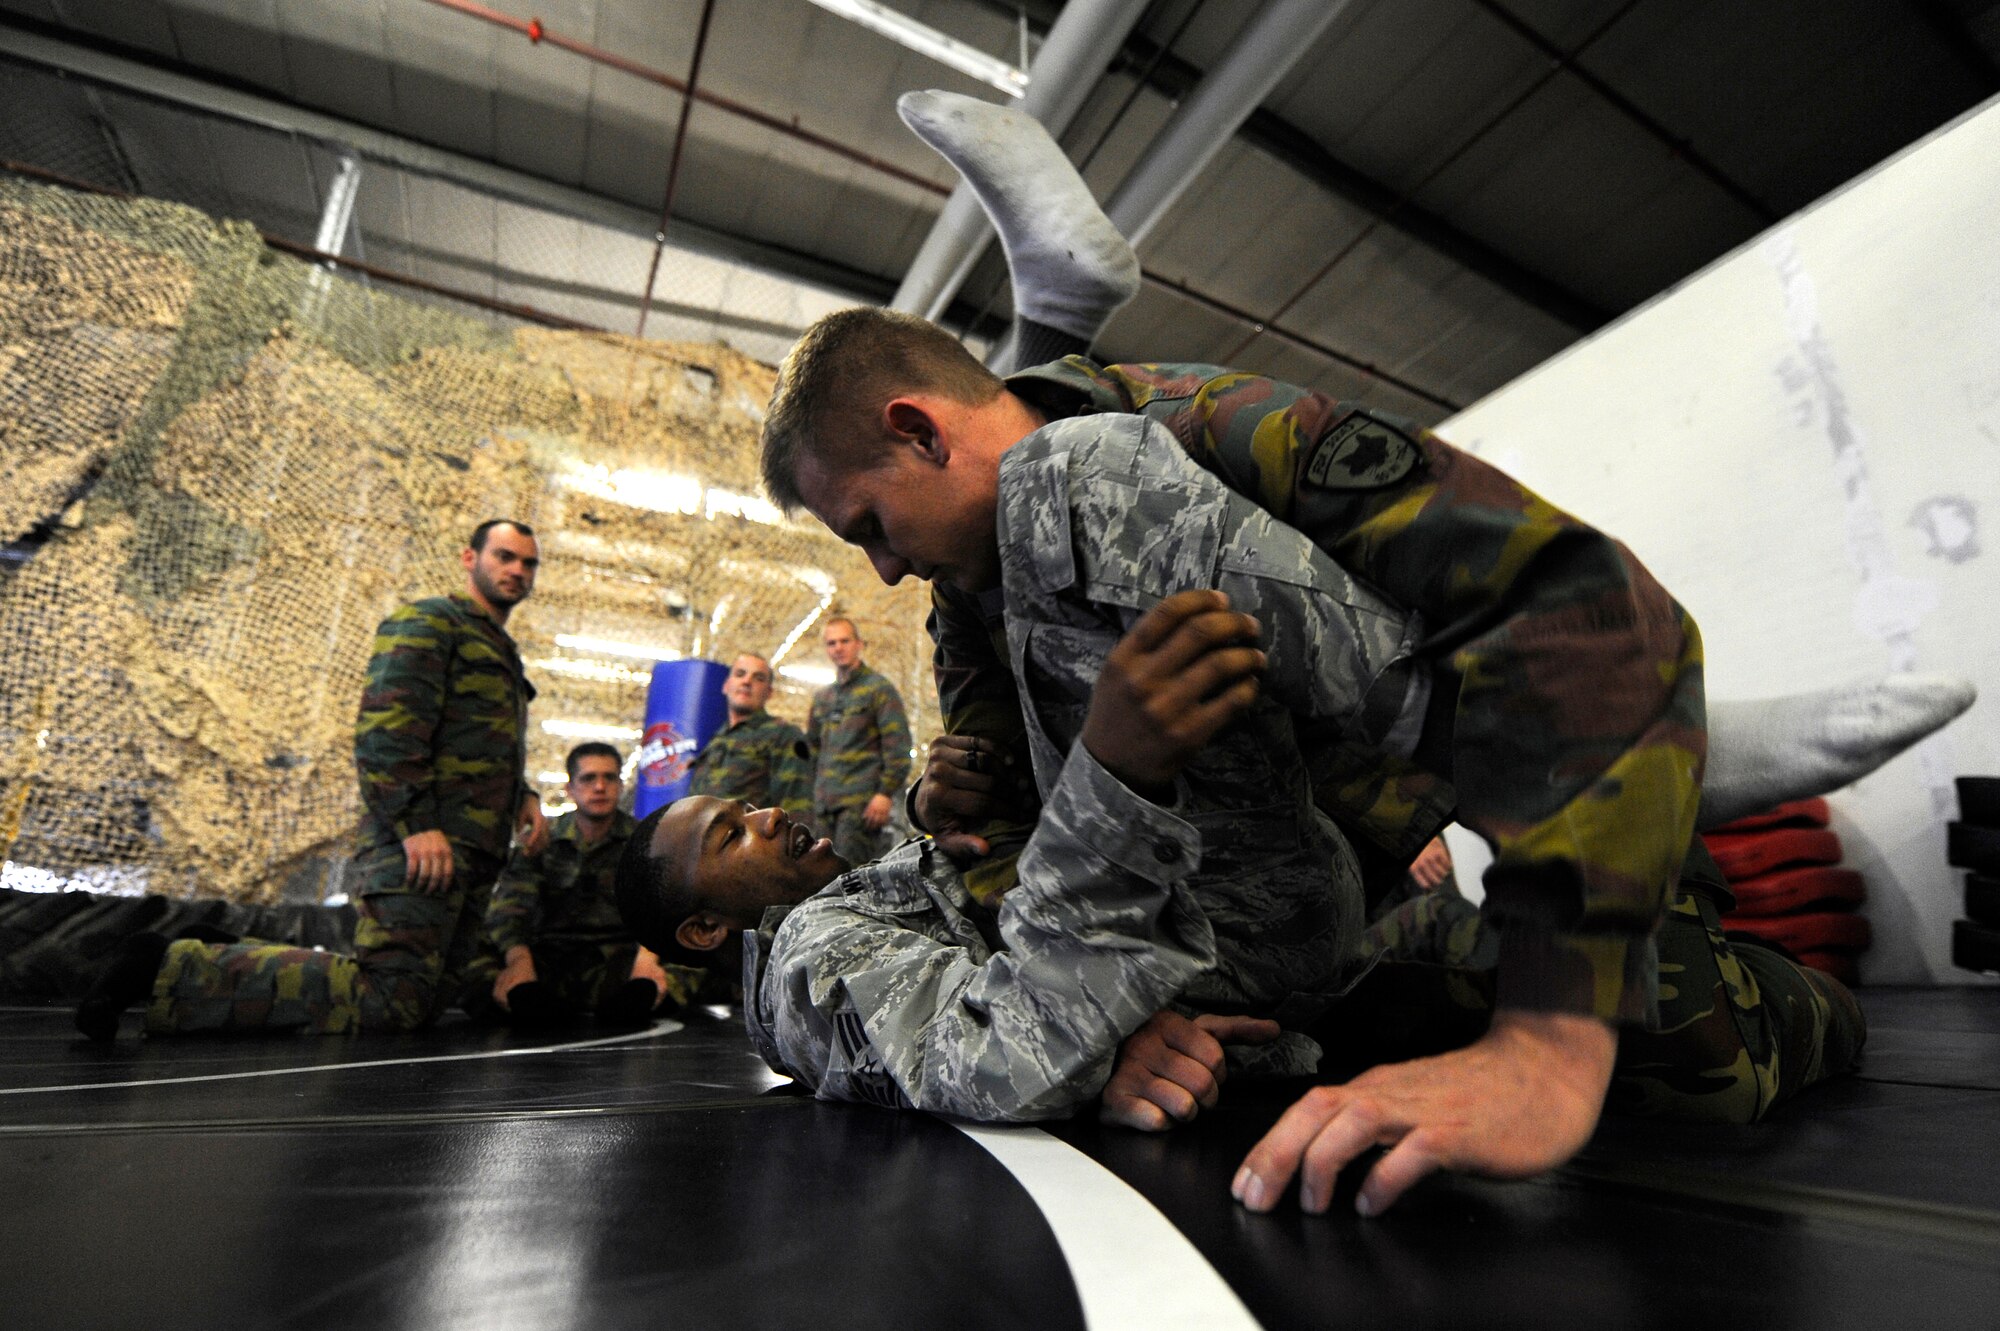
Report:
422,0,948,197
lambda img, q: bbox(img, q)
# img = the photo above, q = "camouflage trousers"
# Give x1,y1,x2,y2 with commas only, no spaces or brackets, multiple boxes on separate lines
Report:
143,843,500,1036
820,804,889,869
1334,855,1866,1124
458,938,703,1016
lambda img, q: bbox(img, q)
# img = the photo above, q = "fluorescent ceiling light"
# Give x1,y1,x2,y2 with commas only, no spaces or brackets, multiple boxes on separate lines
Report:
556,464,787,527
804,0,1028,97
529,655,654,685
541,719,644,740
553,633,682,662
780,663,837,687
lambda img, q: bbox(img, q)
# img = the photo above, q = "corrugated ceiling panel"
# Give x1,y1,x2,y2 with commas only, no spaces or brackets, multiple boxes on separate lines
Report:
378,4,496,160
393,169,501,294
165,0,289,93
492,4,595,187
589,0,704,72
200,113,330,240
1412,74,1739,310
1586,0,1990,211
0,0,66,25
273,2,396,129
1265,0,1530,187
39,0,180,56
1137,140,1359,304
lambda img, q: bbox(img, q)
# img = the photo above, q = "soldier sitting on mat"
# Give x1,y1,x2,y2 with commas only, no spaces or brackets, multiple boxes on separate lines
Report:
464,742,689,1029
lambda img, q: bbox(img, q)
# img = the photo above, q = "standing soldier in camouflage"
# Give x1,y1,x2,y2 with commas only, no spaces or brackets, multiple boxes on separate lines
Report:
468,742,685,1027
805,618,911,866
688,653,814,823
75,519,550,1038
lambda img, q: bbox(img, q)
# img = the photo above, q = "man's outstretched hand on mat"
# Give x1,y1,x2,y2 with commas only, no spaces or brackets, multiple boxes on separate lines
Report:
1232,1009,1617,1217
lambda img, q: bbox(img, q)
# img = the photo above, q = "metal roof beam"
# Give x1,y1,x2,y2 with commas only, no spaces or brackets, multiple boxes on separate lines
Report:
1101,17,1612,332
0,15,897,306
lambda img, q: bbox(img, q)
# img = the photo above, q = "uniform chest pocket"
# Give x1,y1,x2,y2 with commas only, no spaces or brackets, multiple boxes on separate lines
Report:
1020,621,1120,752
1072,475,1224,605
838,860,957,929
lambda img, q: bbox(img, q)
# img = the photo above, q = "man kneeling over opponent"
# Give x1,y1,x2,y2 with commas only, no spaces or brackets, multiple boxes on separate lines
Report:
617,591,1288,1121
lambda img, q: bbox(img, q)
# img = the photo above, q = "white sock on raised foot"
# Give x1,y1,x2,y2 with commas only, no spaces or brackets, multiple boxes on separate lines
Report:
1699,673,1977,829
897,90,1139,341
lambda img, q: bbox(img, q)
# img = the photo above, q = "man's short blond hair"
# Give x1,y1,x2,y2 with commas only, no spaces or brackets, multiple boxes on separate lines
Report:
762,307,1004,513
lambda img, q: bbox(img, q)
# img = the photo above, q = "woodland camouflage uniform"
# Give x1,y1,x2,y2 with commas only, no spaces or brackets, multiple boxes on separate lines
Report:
146,594,534,1034
917,360,1861,1122
688,709,814,824
463,808,702,1013
807,662,912,864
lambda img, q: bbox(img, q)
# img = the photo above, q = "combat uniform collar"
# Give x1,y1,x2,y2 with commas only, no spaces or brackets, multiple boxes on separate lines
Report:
446,591,518,647
1004,356,1118,419
1006,357,1228,420
834,661,878,690
724,707,775,732
548,806,636,847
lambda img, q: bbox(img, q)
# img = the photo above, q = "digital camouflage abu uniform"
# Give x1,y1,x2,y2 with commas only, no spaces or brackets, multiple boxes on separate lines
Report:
748,741,1217,1120
806,661,912,865
921,360,1861,1122
146,593,534,1035
462,808,700,1013
688,709,815,824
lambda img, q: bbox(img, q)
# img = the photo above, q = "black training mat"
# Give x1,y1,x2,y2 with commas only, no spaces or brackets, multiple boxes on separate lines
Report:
2,987,1998,1329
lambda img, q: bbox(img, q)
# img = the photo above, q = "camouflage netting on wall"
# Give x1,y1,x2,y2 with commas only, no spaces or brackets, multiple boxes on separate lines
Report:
0,177,930,904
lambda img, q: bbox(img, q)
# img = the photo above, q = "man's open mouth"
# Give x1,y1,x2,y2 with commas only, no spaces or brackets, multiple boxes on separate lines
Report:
790,824,813,859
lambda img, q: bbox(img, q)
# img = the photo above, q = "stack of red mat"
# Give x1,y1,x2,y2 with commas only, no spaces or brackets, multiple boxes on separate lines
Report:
1701,798,1868,984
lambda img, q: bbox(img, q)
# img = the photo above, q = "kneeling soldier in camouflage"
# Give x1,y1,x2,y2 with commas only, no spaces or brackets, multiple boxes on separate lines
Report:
754,301,1866,1217
78,520,548,1038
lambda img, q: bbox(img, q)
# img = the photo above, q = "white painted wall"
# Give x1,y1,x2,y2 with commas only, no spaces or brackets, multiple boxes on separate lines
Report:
1437,94,2000,985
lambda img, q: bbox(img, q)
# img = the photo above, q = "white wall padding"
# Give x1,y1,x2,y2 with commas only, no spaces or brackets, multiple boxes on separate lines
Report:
1440,94,2000,985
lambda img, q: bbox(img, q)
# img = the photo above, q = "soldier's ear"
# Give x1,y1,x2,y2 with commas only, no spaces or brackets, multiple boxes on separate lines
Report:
675,913,730,953
883,397,948,465
460,546,477,575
